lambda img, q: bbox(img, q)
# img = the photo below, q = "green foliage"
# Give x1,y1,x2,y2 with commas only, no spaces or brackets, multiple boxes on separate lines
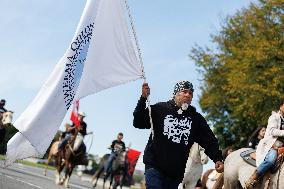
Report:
190,0,284,149
87,153,100,170
132,172,144,184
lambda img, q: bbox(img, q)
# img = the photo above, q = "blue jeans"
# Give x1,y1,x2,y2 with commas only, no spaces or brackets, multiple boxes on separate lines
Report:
257,148,277,176
104,152,116,173
58,133,72,150
145,167,180,189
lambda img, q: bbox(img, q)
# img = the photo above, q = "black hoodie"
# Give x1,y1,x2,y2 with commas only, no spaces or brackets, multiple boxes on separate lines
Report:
133,97,223,182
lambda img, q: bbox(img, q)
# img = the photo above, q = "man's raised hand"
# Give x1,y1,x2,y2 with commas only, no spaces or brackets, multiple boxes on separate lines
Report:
142,83,150,98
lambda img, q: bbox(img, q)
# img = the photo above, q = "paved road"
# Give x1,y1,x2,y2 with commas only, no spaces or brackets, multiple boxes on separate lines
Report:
0,161,105,189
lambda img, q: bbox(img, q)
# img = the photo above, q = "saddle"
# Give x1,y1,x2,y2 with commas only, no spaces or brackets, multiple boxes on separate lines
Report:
240,148,284,173
240,149,256,167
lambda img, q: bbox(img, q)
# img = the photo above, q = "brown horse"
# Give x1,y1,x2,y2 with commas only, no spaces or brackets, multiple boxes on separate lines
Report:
44,134,87,188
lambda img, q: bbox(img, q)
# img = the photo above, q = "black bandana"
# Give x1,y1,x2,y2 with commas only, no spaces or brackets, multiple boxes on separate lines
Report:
173,81,194,97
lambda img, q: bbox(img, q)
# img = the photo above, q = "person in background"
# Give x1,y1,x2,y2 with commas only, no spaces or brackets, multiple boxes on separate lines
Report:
247,125,266,149
222,146,234,159
104,132,126,175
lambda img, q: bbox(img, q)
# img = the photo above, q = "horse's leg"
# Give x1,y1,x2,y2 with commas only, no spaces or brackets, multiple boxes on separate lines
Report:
55,157,64,185
120,167,127,189
112,175,119,189
64,164,74,188
44,153,52,176
103,172,110,189
61,160,71,185
109,172,114,189
55,169,60,185
92,167,103,187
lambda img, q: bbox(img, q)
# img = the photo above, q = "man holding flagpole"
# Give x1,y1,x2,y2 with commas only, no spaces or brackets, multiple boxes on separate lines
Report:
133,81,224,189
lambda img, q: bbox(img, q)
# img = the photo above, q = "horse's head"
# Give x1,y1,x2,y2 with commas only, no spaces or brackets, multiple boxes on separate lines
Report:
189,143,209,165
2,111,13,125
199,147,209,165
116,150,127,164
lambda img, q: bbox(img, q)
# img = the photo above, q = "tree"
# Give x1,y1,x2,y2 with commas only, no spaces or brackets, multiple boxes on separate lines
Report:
190,0,284,149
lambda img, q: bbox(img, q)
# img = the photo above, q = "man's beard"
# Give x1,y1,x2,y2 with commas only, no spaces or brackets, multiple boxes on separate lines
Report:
181,103,189,111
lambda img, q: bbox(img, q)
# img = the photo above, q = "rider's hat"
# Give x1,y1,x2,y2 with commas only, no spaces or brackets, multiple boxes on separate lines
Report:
78,112,86,117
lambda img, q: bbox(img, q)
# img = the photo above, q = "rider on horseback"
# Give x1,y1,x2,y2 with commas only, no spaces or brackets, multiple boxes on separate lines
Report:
245,100,284,188
73,112,87,152
104,132,126,175
57,123,76,152
57,112,87,153
0,99,7,143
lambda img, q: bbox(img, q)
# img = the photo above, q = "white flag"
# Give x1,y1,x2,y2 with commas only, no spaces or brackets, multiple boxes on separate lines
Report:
5,0,143,166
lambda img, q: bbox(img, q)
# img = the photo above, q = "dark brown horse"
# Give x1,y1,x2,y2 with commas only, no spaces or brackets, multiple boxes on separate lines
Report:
92,150,128,189
45,133,87,188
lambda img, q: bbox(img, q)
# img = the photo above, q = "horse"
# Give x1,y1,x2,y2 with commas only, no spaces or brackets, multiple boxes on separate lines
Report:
2,111,13,125
108,150,128,189
44,133,87,188
179,142,209,189
224,148,284,189
92,150,128,189
0,111,14,144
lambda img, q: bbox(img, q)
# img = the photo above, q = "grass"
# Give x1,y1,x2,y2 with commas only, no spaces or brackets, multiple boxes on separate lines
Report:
0,154,56,170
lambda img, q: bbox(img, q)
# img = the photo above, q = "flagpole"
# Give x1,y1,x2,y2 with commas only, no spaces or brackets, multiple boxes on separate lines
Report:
124,0,155,140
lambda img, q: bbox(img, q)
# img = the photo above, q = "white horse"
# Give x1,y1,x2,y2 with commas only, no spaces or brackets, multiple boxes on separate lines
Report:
224,148,284,189
0,111,13,143
2,111,13,125
179,142,209,189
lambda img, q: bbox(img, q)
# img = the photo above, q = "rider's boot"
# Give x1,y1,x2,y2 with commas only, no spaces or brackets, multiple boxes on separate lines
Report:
245,170,260,189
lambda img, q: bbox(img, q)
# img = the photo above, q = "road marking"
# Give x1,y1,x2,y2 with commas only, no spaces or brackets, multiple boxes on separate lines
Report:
2,167,93,189
4,174,42,189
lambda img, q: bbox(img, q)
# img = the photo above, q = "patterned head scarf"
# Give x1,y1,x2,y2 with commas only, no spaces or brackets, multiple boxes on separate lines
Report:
173,80,194,97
